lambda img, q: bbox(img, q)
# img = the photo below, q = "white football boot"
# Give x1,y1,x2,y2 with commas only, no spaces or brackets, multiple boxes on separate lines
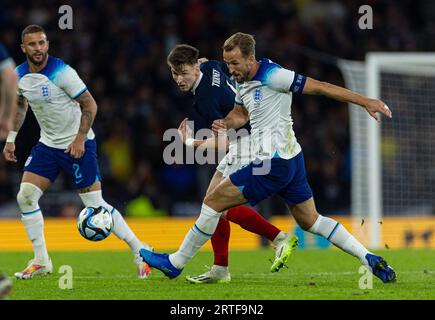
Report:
271,233,298,272
186,265,231,284
14,258,53,279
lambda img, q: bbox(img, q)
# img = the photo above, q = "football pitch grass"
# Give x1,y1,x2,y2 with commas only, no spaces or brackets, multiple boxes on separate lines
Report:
1,248,434,300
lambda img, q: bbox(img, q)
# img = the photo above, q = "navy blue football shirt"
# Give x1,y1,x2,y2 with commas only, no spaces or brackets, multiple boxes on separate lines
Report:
189,60,250,134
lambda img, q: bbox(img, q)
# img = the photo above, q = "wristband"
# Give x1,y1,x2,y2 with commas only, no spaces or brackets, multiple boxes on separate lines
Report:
6,131,17,143
185,138,195,147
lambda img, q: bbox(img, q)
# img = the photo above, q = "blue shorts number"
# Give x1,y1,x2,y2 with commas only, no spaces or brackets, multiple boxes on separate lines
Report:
73,164,83,180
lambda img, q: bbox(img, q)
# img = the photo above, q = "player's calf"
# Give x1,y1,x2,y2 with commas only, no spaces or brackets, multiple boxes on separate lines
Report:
79,189,153,278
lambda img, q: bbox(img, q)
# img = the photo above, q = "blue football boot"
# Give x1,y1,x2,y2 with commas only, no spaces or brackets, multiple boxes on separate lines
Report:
365,253,397,283
139,249,183,279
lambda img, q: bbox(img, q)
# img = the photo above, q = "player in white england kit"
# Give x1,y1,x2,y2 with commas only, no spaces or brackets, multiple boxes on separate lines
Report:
2,25,152,279
141,32,396,284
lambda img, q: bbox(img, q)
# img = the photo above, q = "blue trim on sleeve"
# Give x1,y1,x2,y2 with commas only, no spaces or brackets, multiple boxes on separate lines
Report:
252,58,282,84
72,87,88,99
40,56,68,81
16,56,68,81
289,73,307,93
16,61,30,79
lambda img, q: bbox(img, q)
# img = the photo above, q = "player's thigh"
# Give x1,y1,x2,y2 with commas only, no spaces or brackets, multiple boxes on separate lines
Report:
21,171,51,192
288,197,319,231
204,177,247,212
205,170,224,196
60,139,102,191
21,143,59,191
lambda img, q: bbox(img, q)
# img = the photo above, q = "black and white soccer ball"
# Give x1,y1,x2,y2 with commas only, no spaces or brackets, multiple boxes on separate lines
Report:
77,206,113,241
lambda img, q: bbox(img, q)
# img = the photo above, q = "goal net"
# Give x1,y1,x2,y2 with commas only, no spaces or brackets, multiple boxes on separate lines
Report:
338,53,435,248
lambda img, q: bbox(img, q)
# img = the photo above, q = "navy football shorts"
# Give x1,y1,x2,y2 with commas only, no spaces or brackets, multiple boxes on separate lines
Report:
229,151,313,206
24,138,101,189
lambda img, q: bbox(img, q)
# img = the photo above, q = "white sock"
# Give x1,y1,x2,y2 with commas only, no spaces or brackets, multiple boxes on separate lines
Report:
272,231,287,246
212,265,229,274
111,209,146,253
169,203,221,269
79,190,147,254
308,215,370,264
21,212,50,264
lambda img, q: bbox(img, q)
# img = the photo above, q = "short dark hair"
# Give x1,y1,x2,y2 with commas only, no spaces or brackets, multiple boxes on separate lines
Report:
223,32,255,57
21,24,46,42
167,44,199,71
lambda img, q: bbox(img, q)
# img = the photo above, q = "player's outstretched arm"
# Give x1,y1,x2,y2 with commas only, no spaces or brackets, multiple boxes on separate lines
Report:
302,77,392,122
65,90,97,158
2,94,28,162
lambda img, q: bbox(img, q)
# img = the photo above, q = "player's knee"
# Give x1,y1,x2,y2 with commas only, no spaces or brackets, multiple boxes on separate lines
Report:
16,183,43,211
295,211,319,231
290,206,318,231
203,189,219,208
297,219,312,231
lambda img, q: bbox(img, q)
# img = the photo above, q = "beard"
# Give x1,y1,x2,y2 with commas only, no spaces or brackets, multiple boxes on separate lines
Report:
234,73,247,83
27,51,48,65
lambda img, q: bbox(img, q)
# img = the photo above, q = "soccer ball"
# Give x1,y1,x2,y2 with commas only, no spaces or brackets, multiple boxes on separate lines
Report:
77,206,113,241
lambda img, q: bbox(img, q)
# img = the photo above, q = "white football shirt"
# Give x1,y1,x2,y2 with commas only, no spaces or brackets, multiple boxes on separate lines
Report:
235,58,306,160
16,56,95,149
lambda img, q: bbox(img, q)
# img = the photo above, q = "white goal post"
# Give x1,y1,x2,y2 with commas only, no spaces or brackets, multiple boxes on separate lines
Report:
338,53,435,249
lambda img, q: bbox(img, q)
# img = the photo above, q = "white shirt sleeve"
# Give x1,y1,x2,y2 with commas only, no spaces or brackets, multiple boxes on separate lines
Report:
267,68,306,94
54,64,88,99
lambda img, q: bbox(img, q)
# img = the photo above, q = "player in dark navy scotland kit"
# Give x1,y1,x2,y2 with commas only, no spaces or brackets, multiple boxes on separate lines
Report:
0,42,18,139
139,44,298,283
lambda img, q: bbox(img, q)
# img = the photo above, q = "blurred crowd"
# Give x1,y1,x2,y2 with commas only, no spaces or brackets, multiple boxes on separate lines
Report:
0,0,433,218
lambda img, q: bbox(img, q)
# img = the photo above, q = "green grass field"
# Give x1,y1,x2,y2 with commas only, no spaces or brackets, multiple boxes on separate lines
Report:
1,249,434,300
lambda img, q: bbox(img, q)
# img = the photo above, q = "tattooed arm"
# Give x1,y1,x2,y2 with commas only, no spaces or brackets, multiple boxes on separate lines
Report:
2,95,28,162
75,90,97,140
64,90,97,158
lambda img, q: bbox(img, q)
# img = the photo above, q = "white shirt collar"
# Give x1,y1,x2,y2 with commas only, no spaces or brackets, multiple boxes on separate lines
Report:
191,71,203,94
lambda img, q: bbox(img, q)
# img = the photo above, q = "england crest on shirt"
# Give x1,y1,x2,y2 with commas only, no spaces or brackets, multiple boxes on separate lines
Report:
41,85,50,98
253,88,263,103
